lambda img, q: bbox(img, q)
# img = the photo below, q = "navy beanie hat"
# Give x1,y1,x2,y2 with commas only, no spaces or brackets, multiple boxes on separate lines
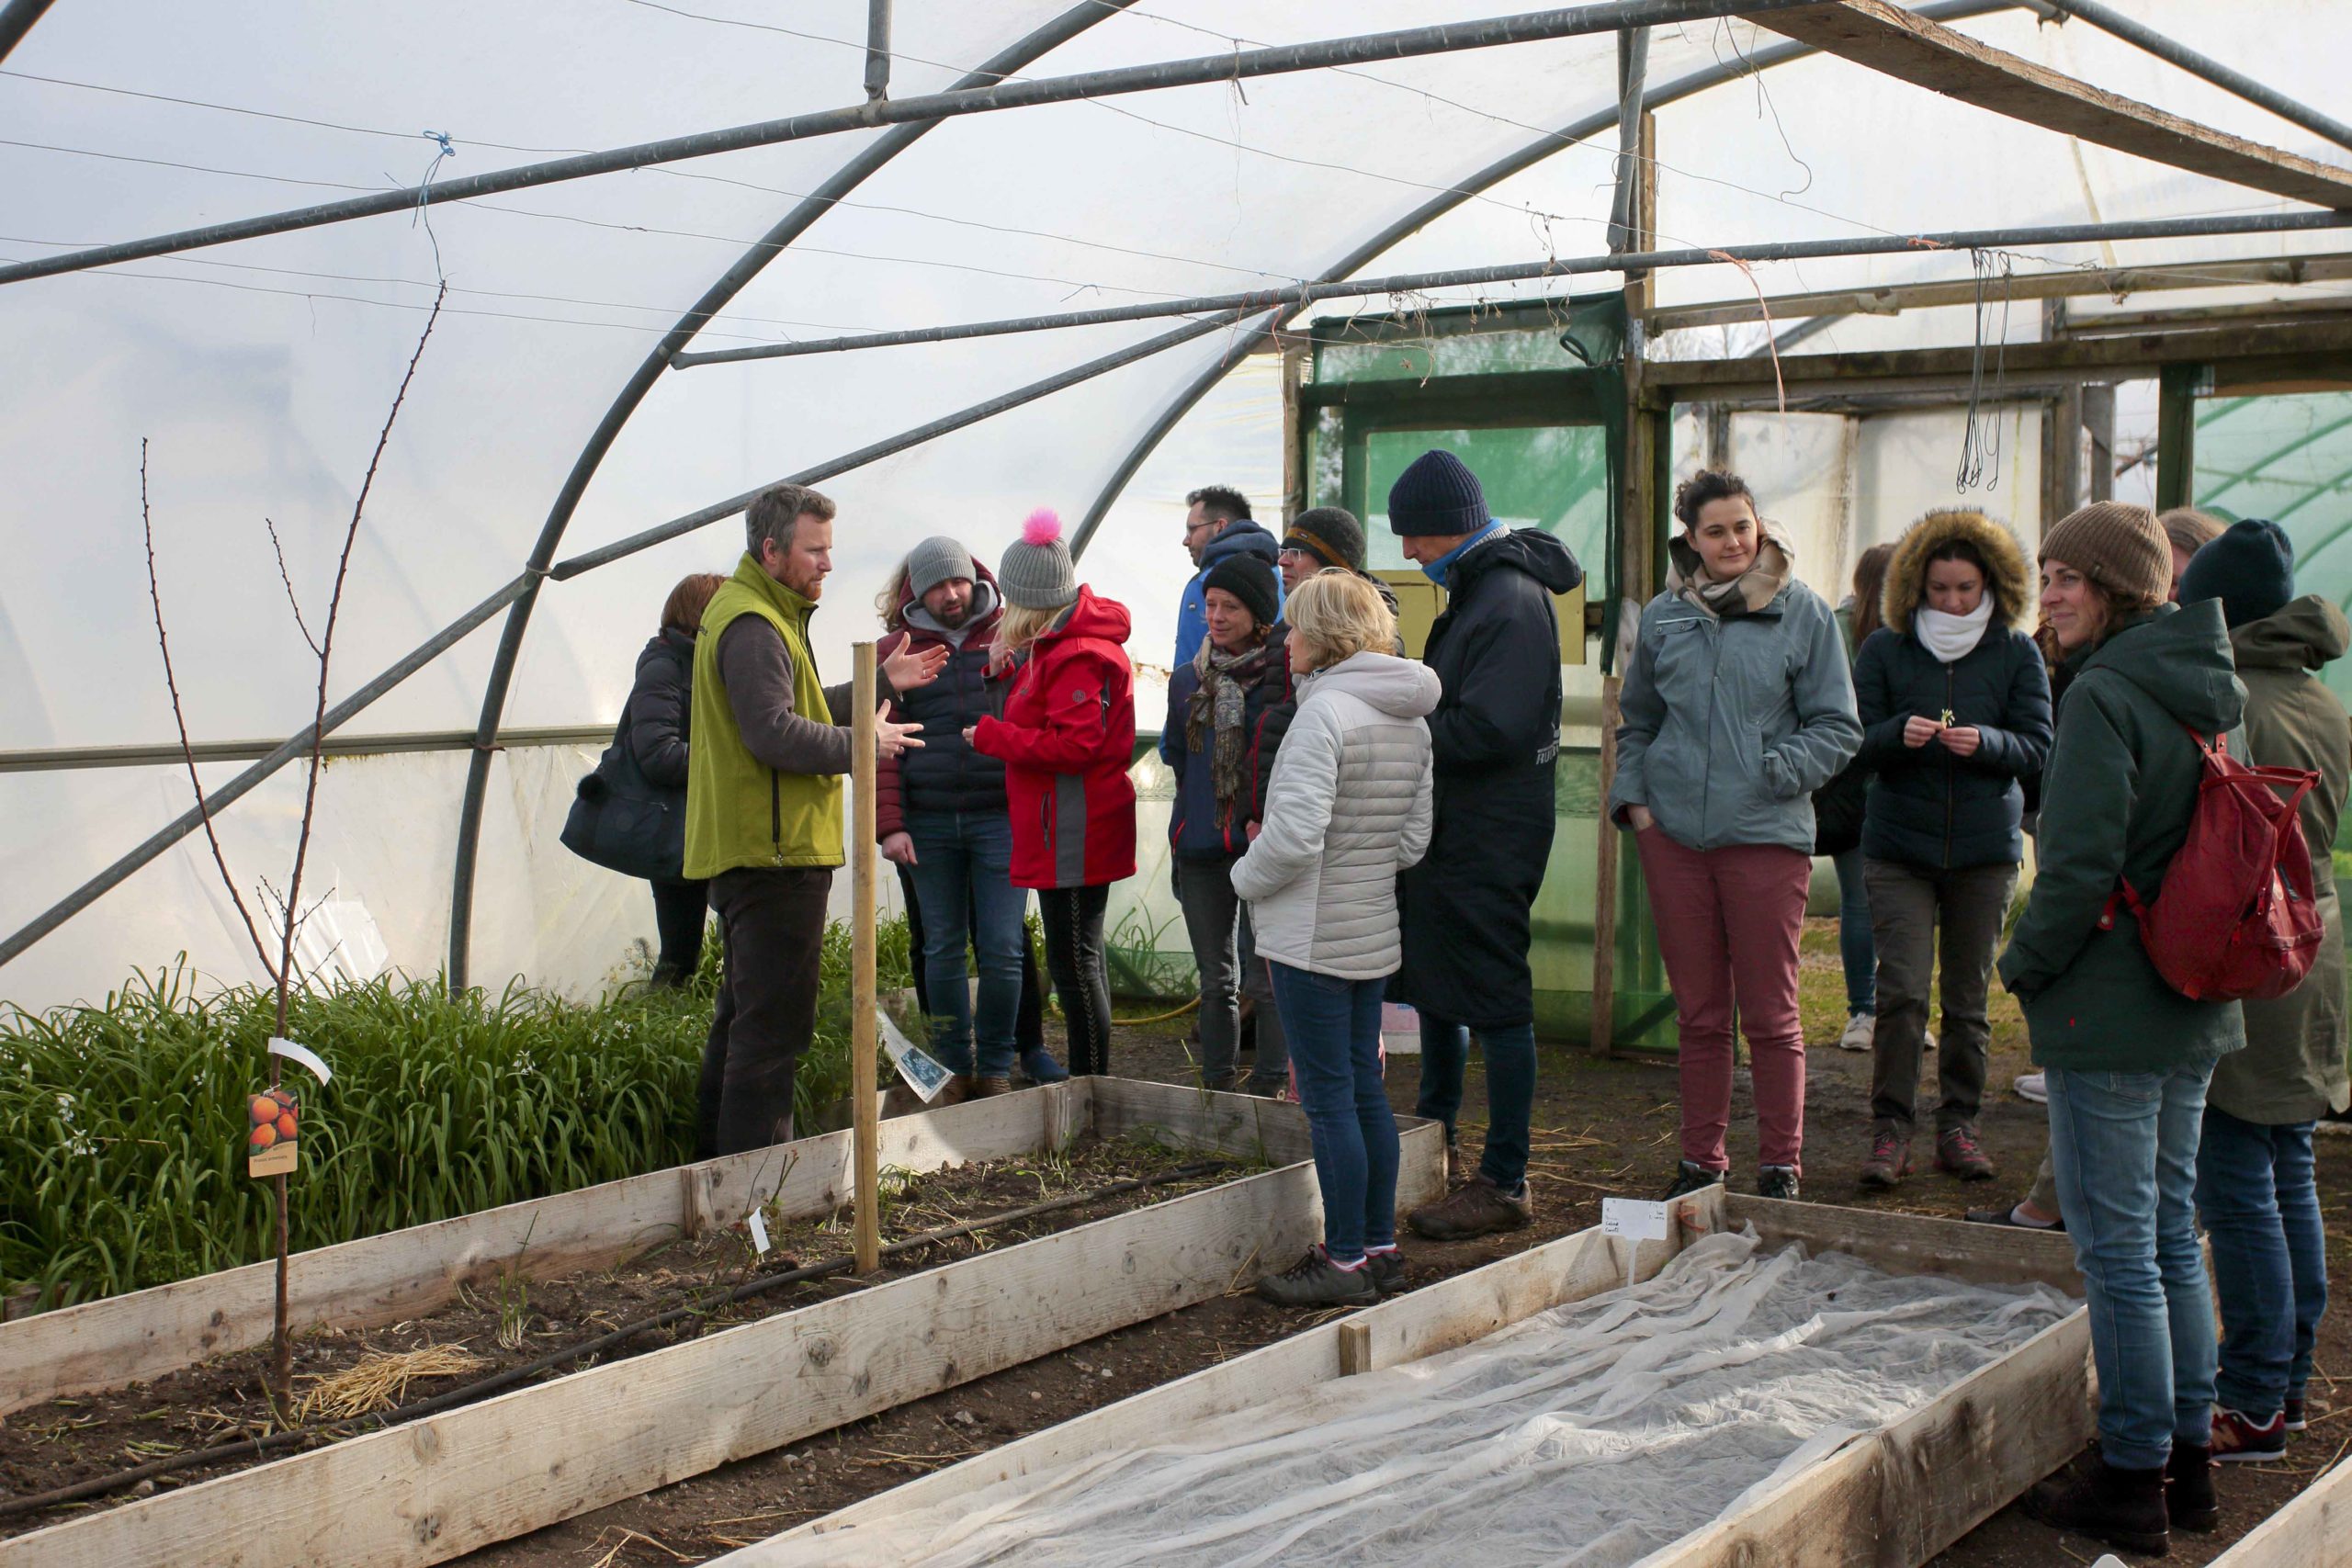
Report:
2179,517,2294,629
1386,448,1488,536
1203,553,1281,630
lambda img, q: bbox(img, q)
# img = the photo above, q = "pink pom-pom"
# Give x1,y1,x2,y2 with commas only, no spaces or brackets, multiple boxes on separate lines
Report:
1023,508,1063,547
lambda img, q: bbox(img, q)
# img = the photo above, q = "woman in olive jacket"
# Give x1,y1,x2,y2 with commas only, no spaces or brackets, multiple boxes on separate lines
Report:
1999,502,2245,1556
1851,511,2050,1189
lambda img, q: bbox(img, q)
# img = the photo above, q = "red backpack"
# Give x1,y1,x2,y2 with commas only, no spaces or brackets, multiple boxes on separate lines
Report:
2099,728,2324,1001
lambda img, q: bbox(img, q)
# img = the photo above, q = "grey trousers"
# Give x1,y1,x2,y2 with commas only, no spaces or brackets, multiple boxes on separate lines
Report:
1177,852,1288,1091
1865,857,2018,1137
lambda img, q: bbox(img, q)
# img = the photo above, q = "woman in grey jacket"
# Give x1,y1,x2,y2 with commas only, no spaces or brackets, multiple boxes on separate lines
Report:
1235,571,1436,1308
1611,469,1861,1201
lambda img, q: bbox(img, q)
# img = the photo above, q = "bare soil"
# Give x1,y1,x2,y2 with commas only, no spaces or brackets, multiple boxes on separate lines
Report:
0,1133,1240,1540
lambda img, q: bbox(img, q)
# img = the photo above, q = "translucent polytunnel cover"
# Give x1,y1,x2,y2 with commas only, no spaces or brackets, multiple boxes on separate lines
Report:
4,1,2349,1007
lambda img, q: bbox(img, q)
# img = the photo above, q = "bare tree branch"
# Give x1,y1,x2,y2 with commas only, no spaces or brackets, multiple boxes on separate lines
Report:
263,517,322,658
275,280,446,1032
140,439,282,987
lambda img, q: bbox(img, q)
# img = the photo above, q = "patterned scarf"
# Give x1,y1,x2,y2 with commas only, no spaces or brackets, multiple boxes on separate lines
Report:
1184,637,1283,821
1666,529,1793,619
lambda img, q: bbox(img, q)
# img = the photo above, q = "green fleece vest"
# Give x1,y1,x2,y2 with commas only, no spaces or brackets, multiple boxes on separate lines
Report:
684,554,842,877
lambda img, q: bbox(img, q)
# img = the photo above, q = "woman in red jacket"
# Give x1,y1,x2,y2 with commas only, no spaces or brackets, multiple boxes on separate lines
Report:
968,511,1137,1076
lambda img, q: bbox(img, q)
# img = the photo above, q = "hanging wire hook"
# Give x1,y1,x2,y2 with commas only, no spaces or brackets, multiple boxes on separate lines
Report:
413,130,458,282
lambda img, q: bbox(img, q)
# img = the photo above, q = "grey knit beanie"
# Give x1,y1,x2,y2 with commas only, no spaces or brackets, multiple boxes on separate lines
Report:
904,535,975,600
2040,501,2171,605
997,509,1080,610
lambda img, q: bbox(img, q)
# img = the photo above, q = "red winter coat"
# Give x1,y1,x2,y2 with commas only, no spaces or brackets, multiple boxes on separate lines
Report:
971,586,1137,889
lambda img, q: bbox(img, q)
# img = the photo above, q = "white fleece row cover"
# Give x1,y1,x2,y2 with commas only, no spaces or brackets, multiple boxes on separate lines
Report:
744,1230,2071,1568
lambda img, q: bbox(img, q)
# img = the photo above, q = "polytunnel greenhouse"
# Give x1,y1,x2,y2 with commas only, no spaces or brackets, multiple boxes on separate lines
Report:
4,2,2351,1562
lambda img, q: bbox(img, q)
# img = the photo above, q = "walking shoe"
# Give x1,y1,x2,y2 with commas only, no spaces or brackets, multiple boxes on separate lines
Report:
967,1075,1015,1099
2026,1455,2169,1556
2286,1393,2324,1431
1662,1160,1724,1200
2211,1405,2287,1463
1965,1201,2064,1231
2015,1070,2049,1104
1018,1047,1069,1086
1859,1130,1911,1190
1365,1248,1407,1296
1200,1068,1246,1094
1757,1165,1801,1201
1935,1123,1997,1182
1255,1247,1379,1308
2165,1443,2218,1533
1408,1174,1532,1241
1836,1011,1875,1052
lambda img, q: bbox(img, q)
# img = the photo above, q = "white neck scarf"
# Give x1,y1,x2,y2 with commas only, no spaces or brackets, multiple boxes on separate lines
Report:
1915,598,1994,663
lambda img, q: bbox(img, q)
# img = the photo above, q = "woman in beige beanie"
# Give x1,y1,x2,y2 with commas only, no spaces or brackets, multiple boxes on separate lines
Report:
2001,500,2248,1552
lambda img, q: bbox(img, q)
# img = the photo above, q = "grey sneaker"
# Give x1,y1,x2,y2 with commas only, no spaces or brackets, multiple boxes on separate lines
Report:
1408,1174,1532,1241
1365,1249,1406,1295
1256,1247,1379,1308
1758,1165,1802,1201
1662,1160,1724,1200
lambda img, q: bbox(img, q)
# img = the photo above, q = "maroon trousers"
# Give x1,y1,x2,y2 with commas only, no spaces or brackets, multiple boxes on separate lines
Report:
1634,827,1814,1173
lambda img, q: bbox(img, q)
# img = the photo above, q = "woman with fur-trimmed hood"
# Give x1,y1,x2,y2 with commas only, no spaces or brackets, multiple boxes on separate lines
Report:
1850,509,2052,1192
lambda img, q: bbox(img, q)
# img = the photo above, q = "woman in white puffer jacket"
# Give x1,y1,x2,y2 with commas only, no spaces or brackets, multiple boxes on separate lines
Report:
1233,570,1437,1307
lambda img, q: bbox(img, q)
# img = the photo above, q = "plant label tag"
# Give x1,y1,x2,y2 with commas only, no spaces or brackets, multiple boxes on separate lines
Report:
248,1087,300,1178
878,1010,954,1102
747,1209,772,1256
1601,1198,1670,1243
269,1037,332,1086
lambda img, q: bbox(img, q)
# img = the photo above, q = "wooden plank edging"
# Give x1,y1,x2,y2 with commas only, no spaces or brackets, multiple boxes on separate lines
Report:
0,1085,1440,1568
0,1080,1094,1416
2209,1449,2352,1568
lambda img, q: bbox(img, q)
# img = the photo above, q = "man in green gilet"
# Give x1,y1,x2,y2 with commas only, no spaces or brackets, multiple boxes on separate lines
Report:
688,482,945,1156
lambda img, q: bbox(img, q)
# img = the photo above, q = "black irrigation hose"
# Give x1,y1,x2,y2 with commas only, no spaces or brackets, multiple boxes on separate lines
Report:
0,1158,1228,1523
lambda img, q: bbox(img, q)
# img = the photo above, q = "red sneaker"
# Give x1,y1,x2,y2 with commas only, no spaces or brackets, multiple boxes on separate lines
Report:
2211,1405,2287,1463
1859,1129,1911,1190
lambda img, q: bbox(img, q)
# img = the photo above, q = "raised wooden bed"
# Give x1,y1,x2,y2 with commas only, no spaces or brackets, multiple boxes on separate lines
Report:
2210,1445,2352,1568
0,1078,1442,1568
718,1189,2092,1568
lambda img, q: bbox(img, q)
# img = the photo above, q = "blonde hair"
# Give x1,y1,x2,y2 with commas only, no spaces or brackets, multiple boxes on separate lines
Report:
1287,570,1396,671
2159,507,2227,558
997,601,1064,656
873,561,911,631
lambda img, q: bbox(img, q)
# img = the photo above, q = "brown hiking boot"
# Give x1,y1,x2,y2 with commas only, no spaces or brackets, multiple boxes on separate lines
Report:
1408,1174,1532,1241
1860,1128,1911,1190
967,1076,1015,1099
1936,1123,1996,1182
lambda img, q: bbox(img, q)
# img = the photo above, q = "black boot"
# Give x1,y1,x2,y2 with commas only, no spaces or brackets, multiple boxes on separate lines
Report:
2165,1444,2218,1533
2027,1456,2169,1556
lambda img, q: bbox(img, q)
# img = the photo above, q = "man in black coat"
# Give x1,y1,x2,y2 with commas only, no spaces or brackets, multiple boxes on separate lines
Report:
1385,450,1583,1241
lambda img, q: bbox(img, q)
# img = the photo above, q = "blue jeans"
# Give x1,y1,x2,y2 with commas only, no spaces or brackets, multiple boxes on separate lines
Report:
2048,1063,2220,1469
1270,964,1397,1263
1832,846,1874,1016
2195,1108,2327,1416
1414,1016,1535,1192
903,809,1026,1077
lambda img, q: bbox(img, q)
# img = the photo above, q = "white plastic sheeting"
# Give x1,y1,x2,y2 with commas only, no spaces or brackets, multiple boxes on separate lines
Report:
739,1230,2073,1568
5,3,2348,1006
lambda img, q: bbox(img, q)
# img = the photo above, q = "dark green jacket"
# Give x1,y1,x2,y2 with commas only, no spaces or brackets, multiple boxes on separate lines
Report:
1996,601,2249,1073
2210,597,2352,1122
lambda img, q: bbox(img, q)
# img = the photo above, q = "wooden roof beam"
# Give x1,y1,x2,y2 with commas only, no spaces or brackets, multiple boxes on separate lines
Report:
1757,1,2352,209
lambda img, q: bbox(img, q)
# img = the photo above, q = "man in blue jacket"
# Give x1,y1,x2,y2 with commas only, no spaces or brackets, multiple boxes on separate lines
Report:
1174,484,1283,668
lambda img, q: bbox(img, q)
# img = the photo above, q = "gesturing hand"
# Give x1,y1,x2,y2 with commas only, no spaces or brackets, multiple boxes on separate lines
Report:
882,642,949,693
1902,715,1942,749
877,706,925,760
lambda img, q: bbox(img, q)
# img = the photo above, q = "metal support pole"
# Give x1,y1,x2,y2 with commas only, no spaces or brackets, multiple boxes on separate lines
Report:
2155,362,2203,513
1606,26,1650,253
0,0,56,65
2045,0,2352,155
678,208,2352,371
864,0,892,101
0,0,1812,289
851,644,881,1275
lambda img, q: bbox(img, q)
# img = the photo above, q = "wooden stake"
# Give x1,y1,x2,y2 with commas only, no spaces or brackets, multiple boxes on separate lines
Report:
851,642,880,1275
